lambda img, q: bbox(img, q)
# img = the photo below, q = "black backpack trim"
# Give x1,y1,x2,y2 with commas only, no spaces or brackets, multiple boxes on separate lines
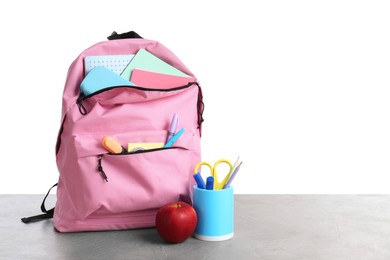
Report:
107,31,142,40
21,183,57,223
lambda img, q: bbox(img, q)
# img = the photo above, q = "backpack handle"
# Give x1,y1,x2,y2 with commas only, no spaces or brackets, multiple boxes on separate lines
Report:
107,31,143,40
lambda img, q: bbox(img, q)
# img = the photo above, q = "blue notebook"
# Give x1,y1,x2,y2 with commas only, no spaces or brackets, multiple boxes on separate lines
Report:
80,66,135,96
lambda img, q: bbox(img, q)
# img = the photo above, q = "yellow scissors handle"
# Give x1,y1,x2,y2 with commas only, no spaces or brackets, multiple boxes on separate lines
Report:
194,161,213,174
213,159,233,190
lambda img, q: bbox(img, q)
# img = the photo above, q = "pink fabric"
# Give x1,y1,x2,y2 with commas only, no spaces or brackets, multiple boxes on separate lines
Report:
54,38,201,232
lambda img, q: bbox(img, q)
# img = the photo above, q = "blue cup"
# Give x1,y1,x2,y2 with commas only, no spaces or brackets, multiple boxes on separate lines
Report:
193,185,234,241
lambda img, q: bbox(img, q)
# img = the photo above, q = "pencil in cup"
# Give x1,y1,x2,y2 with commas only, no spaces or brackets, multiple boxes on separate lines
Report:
223,161,242,189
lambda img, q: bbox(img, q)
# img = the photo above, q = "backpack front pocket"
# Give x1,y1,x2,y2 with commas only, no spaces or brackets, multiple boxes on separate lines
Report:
95,147,195,214
57,130,199,220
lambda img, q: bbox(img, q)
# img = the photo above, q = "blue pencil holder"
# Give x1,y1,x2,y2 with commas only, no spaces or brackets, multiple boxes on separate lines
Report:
193,185,234,241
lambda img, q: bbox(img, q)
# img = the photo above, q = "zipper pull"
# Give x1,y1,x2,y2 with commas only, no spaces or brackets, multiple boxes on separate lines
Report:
77,96,87,115
97,154,108,182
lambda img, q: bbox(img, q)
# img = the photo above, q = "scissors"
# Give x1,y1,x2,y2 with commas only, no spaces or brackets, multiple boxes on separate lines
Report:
194,159,233,190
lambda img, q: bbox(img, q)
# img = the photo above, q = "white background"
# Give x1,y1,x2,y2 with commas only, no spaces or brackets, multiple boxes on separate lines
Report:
0,0,389,194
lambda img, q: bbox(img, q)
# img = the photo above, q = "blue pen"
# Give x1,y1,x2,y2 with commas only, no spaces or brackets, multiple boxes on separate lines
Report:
206,176,214,190
193,172,206,189
163,128,184,148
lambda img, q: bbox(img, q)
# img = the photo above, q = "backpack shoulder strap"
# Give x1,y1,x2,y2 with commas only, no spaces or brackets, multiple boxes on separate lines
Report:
21,183,57,223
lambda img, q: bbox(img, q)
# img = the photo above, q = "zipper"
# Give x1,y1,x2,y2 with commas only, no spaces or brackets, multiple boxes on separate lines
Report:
76,81,204,131
97,154,108,182
109,146,177,155
58,82,204,157
197,85,205,133
96,147,179,182
77,81,199,115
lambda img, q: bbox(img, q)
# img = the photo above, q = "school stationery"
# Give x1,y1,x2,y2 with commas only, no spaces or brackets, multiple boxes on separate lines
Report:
223,161,243,189
206,176,214,190
194,159,233,190
193,186,234,241
84,54,134,75
163,128,185,148
102,136,127,154
22,30,204,233
166,113,178,143
193,172,206,189
127,142,164,152
231,157,240,172
80,66,135,96
131,69,195,89
120,48,191,80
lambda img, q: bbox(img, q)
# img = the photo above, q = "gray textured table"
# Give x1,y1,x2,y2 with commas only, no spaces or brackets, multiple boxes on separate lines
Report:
2,195,390,260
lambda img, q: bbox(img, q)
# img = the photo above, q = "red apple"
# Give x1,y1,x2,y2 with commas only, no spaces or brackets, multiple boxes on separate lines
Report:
155,201,197,243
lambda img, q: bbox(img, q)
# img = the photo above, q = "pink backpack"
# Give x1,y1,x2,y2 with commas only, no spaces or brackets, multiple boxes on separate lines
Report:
22,31,204,232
